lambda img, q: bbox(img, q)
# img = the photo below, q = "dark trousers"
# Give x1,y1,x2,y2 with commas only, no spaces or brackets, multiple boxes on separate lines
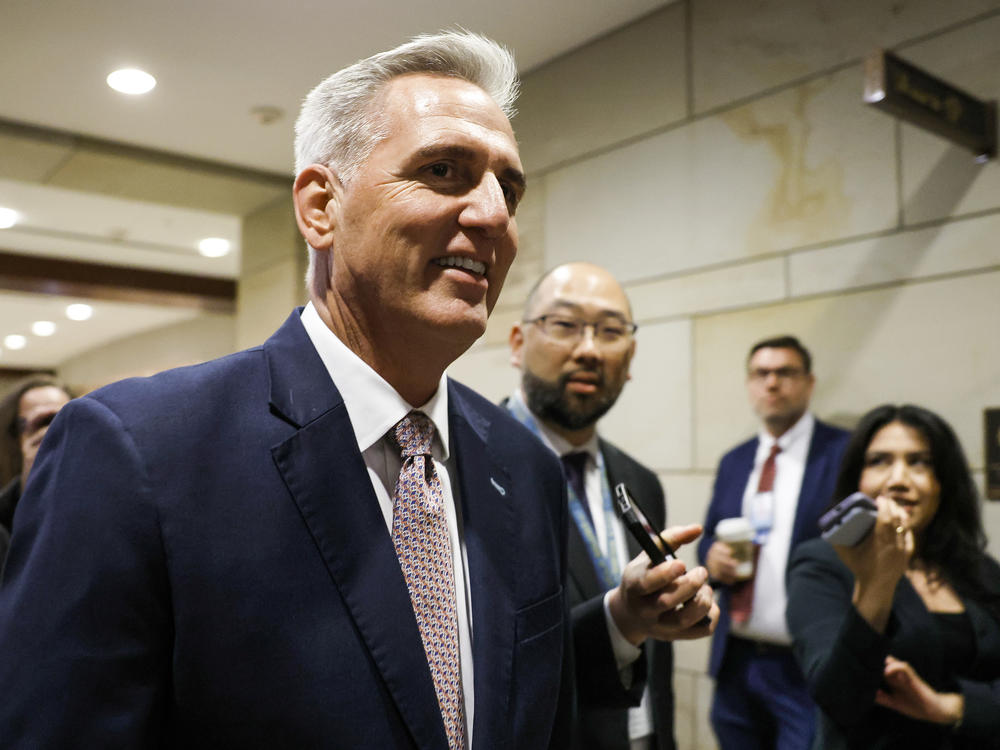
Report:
710,636,816,750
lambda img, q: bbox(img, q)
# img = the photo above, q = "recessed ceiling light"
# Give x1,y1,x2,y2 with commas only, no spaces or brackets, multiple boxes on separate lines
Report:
107,68,157,95
32,320,57,337
4,334,27,350
0,206,18,229
66,303,94,321
198,237,231,258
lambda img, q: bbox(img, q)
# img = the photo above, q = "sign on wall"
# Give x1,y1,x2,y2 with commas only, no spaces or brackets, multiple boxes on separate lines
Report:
864,49,997,161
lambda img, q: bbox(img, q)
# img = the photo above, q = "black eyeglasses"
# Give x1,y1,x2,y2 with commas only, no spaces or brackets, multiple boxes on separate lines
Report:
526,314,637,346
747,366,806,382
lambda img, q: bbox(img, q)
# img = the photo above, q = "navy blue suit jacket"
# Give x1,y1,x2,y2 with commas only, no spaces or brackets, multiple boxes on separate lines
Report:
568,440,675,750
697,418,849,677
0,311,575,749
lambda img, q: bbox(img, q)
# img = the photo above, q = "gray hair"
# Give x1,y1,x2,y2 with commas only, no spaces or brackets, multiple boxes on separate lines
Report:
294,30,519,299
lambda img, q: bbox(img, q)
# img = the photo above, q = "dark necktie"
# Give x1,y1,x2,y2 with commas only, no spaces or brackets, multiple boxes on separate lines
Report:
561,451,594,526
730,443,781,624
391,411,466,749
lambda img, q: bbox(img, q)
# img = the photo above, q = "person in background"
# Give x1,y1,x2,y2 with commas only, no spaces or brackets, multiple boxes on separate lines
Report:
507,262,718,750
787,404,1000,749
698,335,850,749
0,376,73,557
0,31,714,749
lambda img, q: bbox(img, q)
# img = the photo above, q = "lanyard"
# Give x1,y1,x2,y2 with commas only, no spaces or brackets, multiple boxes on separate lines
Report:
505,396,621,589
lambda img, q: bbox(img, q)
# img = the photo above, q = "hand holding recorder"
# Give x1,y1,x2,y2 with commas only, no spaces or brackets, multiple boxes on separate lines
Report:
607,483,718,646
821,491,914,632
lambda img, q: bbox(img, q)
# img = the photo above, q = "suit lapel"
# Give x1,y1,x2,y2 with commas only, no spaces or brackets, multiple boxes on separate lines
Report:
265,312,446,749
716,438,760,521
600,443,643,560
449,384,516,749
792,427,832,546
566,514,605,598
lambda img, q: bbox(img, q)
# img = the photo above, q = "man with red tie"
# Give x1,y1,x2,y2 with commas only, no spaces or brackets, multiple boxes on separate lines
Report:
698,336,850,750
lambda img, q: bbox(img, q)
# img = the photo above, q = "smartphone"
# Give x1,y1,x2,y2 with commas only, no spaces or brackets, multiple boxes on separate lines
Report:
819,492,877,546
614,482,712,627
614,482,671,564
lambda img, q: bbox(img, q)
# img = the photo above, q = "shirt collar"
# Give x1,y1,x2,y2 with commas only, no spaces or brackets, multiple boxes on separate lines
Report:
299,302,450,458
758,411,814,453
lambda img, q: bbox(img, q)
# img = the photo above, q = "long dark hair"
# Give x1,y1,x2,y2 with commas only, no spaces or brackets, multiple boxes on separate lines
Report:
834,404,999,617
0,376,74,486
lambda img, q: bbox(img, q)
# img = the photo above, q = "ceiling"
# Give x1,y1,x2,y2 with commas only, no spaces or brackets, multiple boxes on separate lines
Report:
0,0,673,372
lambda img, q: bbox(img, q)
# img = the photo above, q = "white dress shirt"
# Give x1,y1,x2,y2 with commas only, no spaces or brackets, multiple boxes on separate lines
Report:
734,412,815,645
300,303,474,744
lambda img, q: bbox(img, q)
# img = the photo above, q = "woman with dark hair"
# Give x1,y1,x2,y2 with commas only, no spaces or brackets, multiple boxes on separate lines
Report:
786,404,1000,749
0,377,73,544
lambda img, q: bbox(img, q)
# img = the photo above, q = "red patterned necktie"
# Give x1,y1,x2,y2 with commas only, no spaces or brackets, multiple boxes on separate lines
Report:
391,411,466,749
730,443,780,624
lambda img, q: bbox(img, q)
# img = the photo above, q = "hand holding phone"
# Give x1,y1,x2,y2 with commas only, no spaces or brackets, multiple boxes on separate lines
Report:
613,483,713,629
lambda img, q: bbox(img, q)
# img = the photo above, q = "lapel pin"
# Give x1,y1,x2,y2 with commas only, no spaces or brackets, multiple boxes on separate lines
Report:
490,477,507,496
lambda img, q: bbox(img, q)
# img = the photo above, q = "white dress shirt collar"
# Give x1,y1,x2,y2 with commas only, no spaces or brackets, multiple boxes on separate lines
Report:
299,302,450,458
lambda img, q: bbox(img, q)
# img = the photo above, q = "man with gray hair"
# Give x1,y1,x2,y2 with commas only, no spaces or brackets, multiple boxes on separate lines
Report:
0,31,712,749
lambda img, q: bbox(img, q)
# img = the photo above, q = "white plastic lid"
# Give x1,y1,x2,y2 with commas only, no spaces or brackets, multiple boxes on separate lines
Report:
716,516,754,542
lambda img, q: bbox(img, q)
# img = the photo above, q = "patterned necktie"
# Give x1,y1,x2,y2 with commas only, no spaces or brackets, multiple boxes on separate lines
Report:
730,443,781,624
391,411,466,749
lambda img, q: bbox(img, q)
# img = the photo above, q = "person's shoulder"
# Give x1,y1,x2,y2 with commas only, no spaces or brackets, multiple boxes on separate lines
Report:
84,345,266,425
93,345,262,398
789,536,843,572
813,418,851,445
599,439,657,483
448,381,552,459
718,434,758,466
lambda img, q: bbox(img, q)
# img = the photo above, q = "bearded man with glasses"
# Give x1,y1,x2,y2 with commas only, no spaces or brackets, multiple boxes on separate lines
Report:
506,262,718,750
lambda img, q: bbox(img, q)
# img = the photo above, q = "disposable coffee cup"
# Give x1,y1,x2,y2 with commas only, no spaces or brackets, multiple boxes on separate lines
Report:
716,517,755,580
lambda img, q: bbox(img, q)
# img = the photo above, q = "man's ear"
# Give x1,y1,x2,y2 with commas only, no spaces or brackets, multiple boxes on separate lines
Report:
293,164,340,251
509,323,525,368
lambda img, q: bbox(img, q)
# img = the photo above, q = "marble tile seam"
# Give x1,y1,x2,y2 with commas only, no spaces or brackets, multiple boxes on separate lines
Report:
522,5,1000,181
475,258,999,347
614,204,1000,293
637,262,1000,327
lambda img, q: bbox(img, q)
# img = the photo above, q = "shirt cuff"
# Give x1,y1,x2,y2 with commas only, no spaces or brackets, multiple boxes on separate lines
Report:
603,589,642,680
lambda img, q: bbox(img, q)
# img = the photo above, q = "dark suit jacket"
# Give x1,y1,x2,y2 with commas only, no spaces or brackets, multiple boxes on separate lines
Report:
787,539,1000,750
0,311,578,749
697,418,850,676
568,439,676,750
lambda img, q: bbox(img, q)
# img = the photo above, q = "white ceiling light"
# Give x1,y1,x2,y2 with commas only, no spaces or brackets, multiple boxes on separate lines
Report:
4,334,27,350
32,320,57,337
66,303,94,321
198,237,231,258
0,206,18,229
107,68,157,95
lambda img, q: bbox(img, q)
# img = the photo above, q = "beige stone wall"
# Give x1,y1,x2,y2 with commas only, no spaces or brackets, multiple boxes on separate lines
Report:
450,3,1000,747
236,193,308,350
